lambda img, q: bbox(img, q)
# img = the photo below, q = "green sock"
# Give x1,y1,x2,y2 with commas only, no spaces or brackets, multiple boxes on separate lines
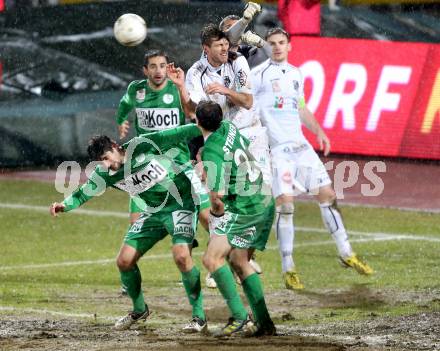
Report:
242,273,271,325
120,264,146,313
211,264,248,321
181,266,205,320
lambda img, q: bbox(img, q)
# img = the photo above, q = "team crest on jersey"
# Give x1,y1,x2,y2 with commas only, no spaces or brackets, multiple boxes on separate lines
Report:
293,80,299,91
136,89,146,102
223,75,231,88
271,79,281,92
236,69,247,88
163,93,174,104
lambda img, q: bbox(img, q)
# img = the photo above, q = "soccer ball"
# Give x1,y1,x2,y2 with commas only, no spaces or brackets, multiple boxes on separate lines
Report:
113,13,147,47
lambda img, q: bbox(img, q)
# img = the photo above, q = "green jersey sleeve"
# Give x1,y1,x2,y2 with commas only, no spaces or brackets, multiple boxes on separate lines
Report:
133,124,201,151
62,169,109,212
116,81,138,125
202,148,226,193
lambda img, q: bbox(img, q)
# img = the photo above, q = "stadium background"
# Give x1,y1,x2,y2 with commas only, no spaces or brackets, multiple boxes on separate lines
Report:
1,0,440,166
0,1,439,350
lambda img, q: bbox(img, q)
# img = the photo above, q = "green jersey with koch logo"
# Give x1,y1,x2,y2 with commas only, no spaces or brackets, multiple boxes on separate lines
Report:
62,125,202,212
116,79,185,135
202,121,271,215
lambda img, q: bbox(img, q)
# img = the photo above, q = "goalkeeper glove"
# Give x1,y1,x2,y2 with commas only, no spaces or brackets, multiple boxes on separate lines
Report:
241,31,265,48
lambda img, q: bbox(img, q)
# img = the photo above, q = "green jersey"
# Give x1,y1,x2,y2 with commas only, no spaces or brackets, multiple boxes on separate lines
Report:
116,79,186,135
62,125,201,212
202,121,271,215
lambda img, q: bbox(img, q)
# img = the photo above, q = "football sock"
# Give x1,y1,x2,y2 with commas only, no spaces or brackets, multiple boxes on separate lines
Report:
120,264,146,313
275,203,295,272
211,264,248,321
242,273,272,326
319,201,353,258
181,266,205,320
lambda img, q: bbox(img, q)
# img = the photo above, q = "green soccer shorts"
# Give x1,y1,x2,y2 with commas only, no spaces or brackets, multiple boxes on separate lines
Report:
212,199,275,251
124,198,198,255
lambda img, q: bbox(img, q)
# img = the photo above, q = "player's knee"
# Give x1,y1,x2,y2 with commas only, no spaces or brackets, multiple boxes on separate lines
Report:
202,253,217,272
318,186,336,204
174,253,191,271
276,202,294,224
116,256,135,271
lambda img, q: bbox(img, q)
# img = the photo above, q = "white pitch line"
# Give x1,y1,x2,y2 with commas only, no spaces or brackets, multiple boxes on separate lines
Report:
0,252,203,271
0,306,97,319
2,202,439,242
0,202,128,218
1,202,439,272
0,234,423,272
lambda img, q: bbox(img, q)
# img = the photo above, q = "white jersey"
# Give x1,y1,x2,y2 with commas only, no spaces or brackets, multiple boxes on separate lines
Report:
251,59,308,148
186,54,258,129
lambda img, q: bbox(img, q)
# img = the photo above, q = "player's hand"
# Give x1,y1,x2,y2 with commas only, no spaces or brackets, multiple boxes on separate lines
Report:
317,130,331,156
50,202,65,217
205,83,228,96
241,31,265,48
118,121,130,139
243,2,262,21
166,63,185,88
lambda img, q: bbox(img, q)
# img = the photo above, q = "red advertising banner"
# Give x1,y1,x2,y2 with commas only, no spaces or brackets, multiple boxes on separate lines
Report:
288,36,440,159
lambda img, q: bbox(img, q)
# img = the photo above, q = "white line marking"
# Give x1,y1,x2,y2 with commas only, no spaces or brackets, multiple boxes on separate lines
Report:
0,202,128,218
2,202,439,241
0,306,97,319
0,202,439,271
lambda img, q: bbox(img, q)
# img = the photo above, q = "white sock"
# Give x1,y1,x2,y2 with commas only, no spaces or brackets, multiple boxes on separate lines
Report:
319,202,353,258
275,203,295,272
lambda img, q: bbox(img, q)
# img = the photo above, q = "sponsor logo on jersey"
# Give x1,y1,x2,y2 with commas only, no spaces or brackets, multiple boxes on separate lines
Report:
236,69,247,88
136,108,179,130
224,75,231,88
136,89,146,102
162,93,174,104
114,159,168,196
172,210,194,237
274,96,284,109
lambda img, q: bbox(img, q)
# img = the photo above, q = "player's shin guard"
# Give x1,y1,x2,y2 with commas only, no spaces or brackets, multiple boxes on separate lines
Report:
319,200,353,258
275,203,295,272
242,273,272,326
181,266,205,321
211,264,248,321
120,264,146,313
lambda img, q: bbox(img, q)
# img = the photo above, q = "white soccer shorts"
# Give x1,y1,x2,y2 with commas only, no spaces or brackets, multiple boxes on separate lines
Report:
271,143,331,198
240,124,272,185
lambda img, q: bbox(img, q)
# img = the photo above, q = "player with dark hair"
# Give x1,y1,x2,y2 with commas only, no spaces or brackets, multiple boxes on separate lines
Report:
50,127,208,333
195,100,276,337
115,48,211,260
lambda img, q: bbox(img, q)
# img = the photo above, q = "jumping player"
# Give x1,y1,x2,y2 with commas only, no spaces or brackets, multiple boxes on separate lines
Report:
50,126,207,332
251,28,373,290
